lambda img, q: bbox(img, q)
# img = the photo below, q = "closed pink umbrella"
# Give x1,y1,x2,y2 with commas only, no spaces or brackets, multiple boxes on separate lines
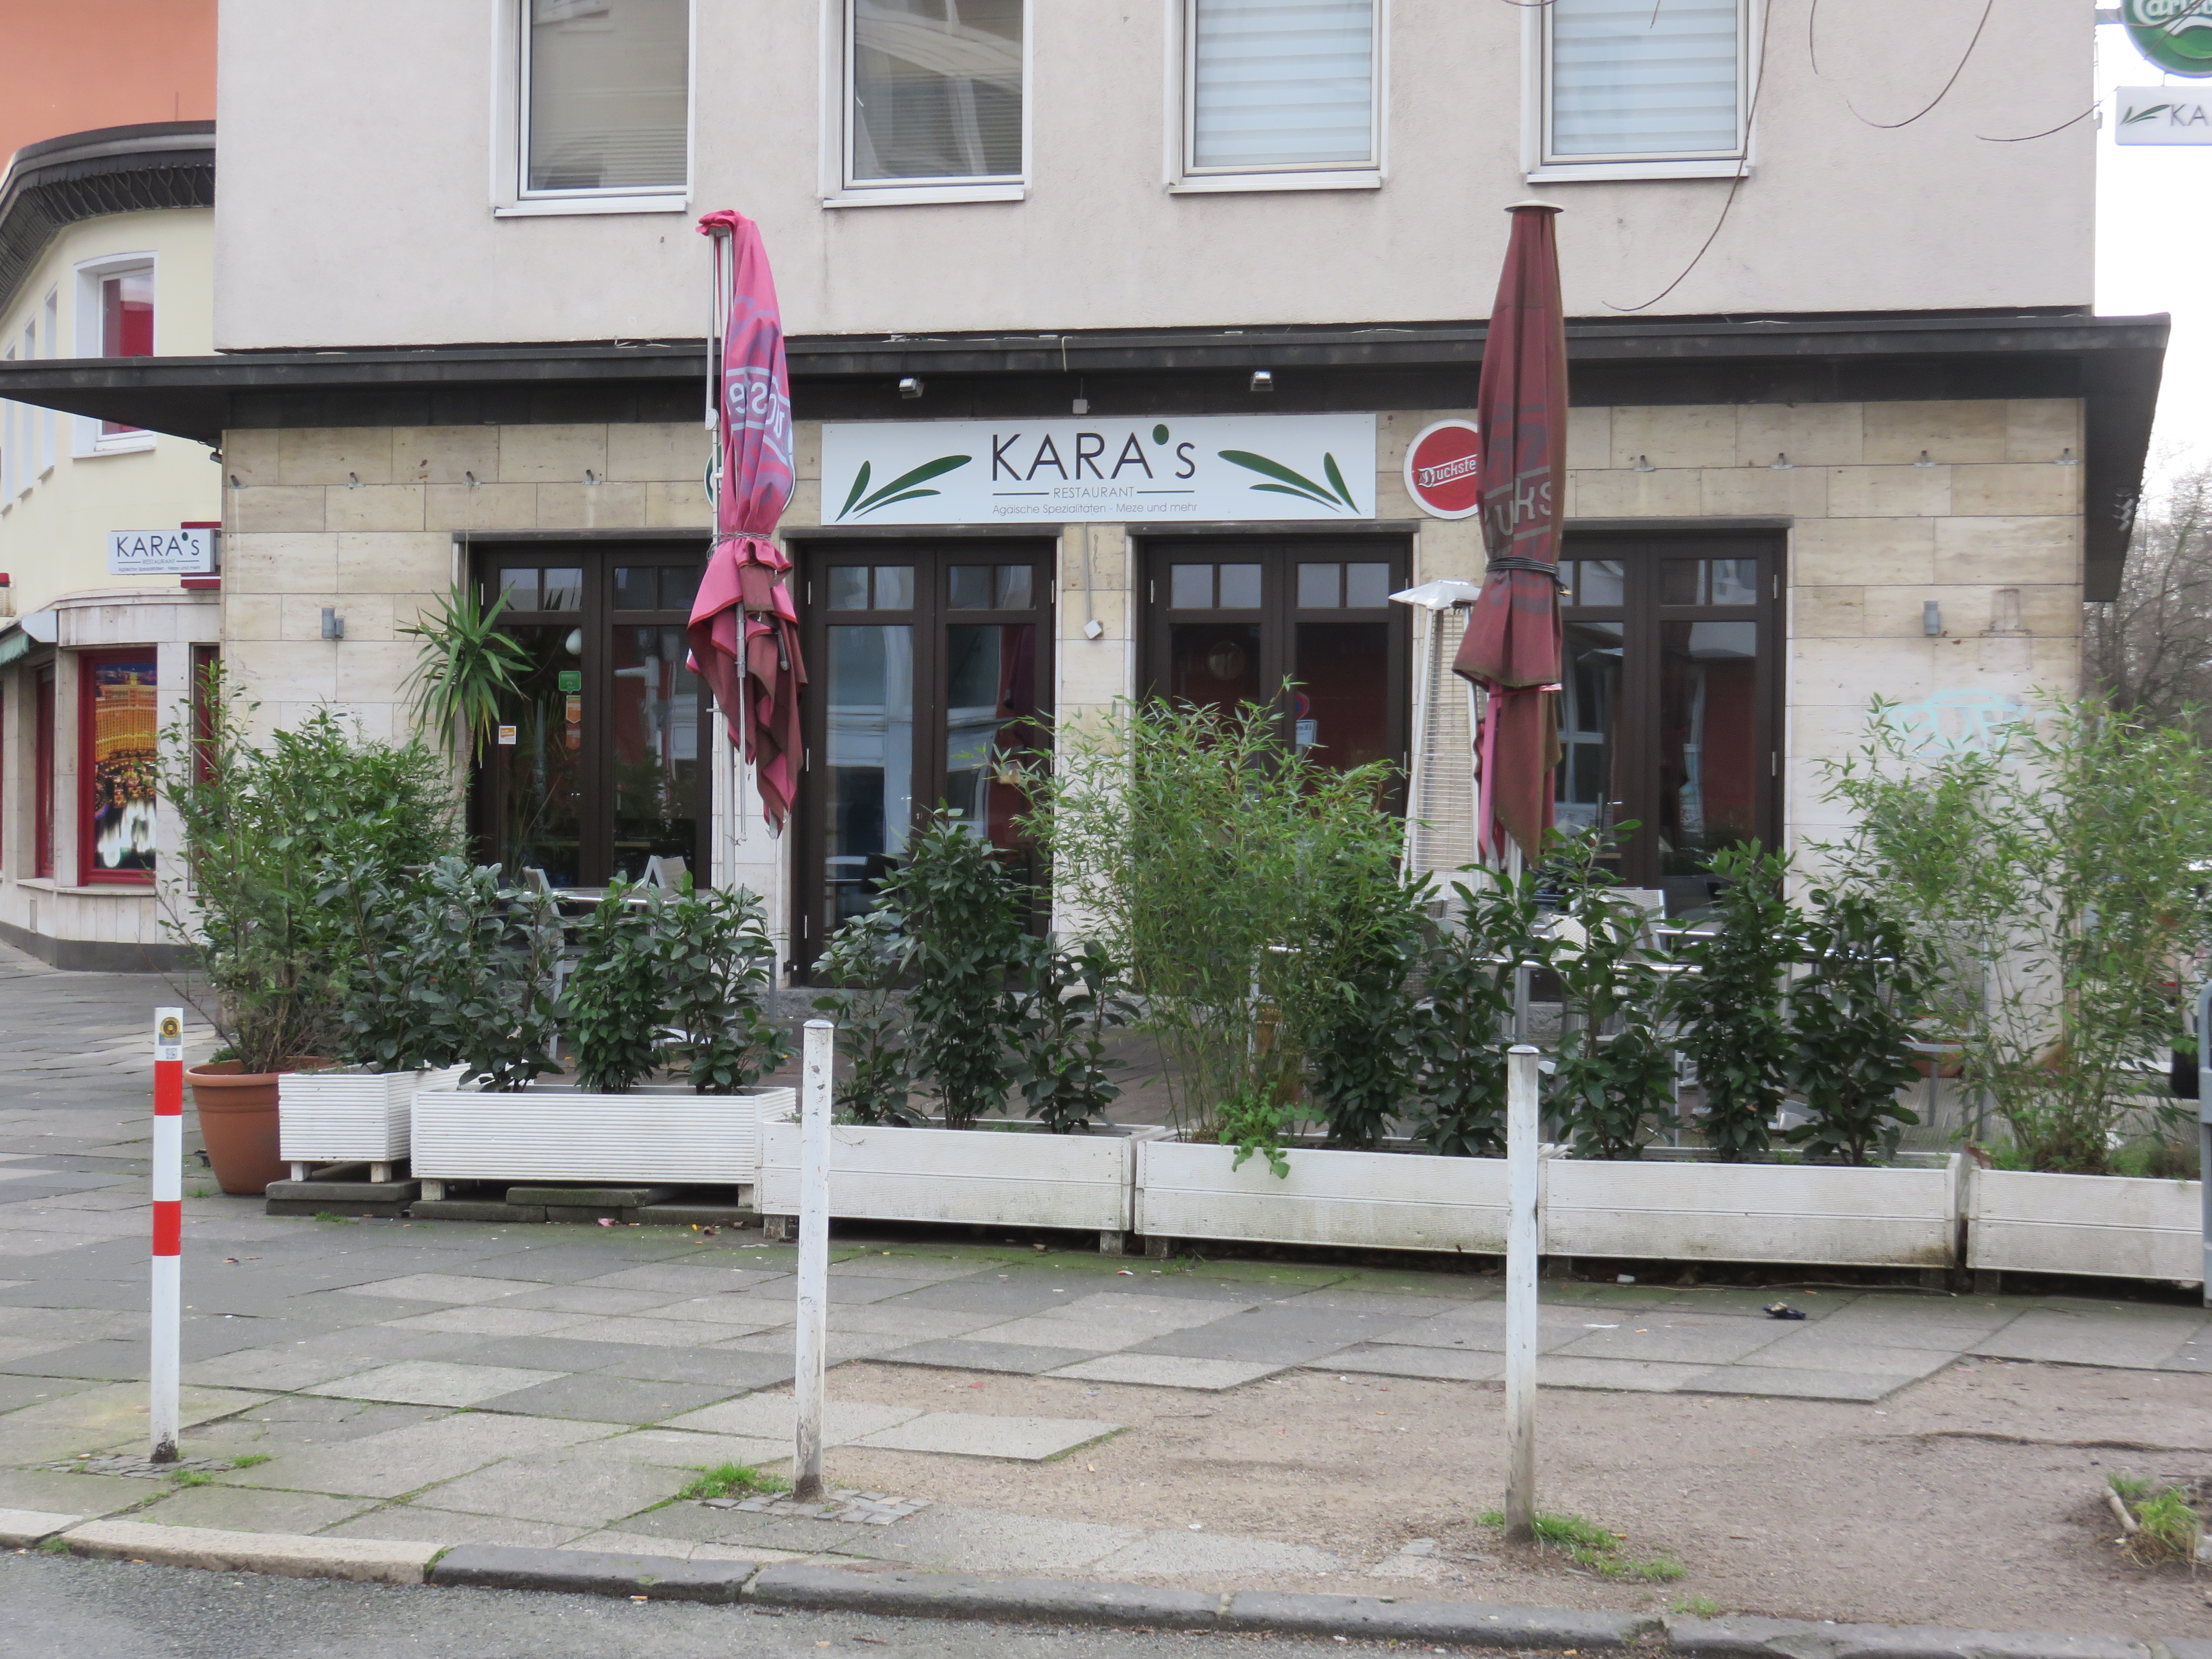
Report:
689,210,805,833
1454,201,1568,865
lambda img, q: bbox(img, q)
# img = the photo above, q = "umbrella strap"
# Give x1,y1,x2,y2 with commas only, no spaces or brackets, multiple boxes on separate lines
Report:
1484,556,1563,584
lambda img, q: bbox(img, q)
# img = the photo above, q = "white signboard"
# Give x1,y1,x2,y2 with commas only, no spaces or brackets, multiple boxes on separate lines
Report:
109,529,214,575
820,413,1376,525
2115,85,2212,142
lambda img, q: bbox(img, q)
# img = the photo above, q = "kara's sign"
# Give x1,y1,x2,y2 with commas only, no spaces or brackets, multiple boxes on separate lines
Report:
1404,419,1482,520
2115,84,2212,140
819,414,1376,525
2123,0,2212,75
108,529,213,575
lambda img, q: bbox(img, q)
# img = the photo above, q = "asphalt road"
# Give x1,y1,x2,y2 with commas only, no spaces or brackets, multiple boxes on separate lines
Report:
0,1554,1420,1659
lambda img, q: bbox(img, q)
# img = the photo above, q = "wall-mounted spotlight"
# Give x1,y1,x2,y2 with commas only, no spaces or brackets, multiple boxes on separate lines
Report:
1249,370,1274,393
1923,601,1942,637
898,376,925,399
322,608,345,641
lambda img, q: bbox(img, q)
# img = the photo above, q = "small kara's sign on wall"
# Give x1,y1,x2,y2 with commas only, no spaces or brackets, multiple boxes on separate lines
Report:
108,529,214,575
2116,85,2212,142
820,413,1376,525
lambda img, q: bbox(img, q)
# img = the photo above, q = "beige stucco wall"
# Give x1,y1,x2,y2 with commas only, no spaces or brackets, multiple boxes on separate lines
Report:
212,0,2092,349
216,393,2082,963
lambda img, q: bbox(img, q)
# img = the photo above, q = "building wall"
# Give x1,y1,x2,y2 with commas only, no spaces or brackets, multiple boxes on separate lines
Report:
212,0,2093,350
0,209,221,617
0,0,217,165
216,394,2082,957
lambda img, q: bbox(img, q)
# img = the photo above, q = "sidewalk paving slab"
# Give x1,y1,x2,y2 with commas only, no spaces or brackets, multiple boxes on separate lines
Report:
134,1485,378,1535
0,1506,82,1546
1684,1367,1913,1403
474,1372,741,1423
850,1413,1122,1461
228,1411,625,1499
405,1449,690,1527
881,1338,1103,1375
1050,1355,1285,1391
1093,1530,1346,1576
304,1360,565,1407
63,1518,438,1584
1318,1343,1507,1382
661,1395,919,1444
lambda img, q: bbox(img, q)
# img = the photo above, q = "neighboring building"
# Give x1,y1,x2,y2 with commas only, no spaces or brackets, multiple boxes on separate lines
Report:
0,0,2163,976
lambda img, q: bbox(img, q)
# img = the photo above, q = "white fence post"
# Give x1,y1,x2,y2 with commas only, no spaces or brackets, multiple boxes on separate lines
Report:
792,1018,834,1501
1503,1043,1541,1541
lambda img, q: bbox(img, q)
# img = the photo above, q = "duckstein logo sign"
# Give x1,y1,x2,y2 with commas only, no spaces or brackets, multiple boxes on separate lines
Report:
820,414,1376,525
2116,84,2212,140
2123,0,2212,75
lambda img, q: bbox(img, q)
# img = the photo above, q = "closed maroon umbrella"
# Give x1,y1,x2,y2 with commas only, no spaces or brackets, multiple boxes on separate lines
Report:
690,211,805,833
1453,201,1568,865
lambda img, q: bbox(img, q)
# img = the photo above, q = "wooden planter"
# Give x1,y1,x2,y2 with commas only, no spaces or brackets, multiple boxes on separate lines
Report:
1134,1140,1510,1253
279,1064,467,1178
409,1080,794,1191
1967,1166,2202,1284
755,1119,1165,1244
1545,1154,1963,1269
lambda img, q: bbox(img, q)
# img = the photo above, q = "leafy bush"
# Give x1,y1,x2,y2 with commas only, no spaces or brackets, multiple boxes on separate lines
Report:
564,882,667,1094
1669,844,1799,1161
661,879,784,1093
810,913,922,1125
322,859,460,1074
406,858,565,1092
1294,838,1425,1149
163,678,460,1072
1008,937,1135,1133
1409,867,1549,1158
1787,886,1924,1165
1547,834,1674,1160
875,815,1027,1129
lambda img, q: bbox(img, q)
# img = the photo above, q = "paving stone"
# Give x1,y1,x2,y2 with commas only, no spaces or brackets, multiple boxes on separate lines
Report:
0,1340,154,1380
432,1334,668,1373
495,1285,691,1317
662,1395,921,1444
878,1338,1103,1375
0,1466,152,1516
340,1273,539,1306
319,1506,589,1548
537,1315,739,1349
1551,1315,1788,1366
712,1329,908,1364
625,1297,787,1331
953,1316,1129,1353
818,1304,1005,1341
886,1279,1094,1318
1122,1325,1353,1365
134,1483,379,1534
476,1371,740,1424
871,1502,1140,1573
7,1380,270,1434
63,1518,438,1584
829,1255,991,1283
179,1347,379,1393
1319,1343,1508,1382
1683,1367,1915,1403
265,1326,493,1366
578,1428,791,1470
0,1374,107,1415
1034,1291,1263,1334
1970,1309,2209,1369
413,1449,691,1527
1050,1355,1286,1391
231,1411,625,1499
446,1242,711,1282
577,1264,790,1295
1731,1334,1959,1379
852,1412,1123,1461
1093,1528,1347,1575
379,1306,597,1338
1529,1357,1714,1393
305,1360,566,1407
0,1507,83,1546
595,1347,794,1390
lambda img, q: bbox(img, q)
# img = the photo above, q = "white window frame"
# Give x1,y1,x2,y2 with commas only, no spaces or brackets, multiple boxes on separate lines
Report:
72,252,157,459
1165,0,1386,195
1524,0,1754,184
39,289,58,476
490,0,696,218
820,0,1032,208
2,348,17,503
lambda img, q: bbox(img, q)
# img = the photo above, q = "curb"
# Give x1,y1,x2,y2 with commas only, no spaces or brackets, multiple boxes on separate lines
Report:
10,1521,2193,1654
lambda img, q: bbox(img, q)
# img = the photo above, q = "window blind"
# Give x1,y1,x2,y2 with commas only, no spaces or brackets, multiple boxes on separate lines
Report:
1548,0,1741,161
527,0,688,192
1190,0,1375,173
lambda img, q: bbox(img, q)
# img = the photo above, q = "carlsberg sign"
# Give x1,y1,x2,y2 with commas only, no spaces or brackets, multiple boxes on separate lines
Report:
2125,0,2212,75
820,414,1377,525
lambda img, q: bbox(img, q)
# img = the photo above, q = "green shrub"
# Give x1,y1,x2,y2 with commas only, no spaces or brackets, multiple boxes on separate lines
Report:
565,881,668,1094
811,914,922,1125
1409,867,1549,1158
1009,937,1134,1134
1295,838,1425,1149
1669,845,1798,1161
661,879,784,1093
1548,834,1675,1160
1788,886,1924,1165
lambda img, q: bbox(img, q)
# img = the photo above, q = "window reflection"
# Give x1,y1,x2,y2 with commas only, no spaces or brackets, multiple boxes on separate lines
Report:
945,623,1038,849
1659,620,1758,875
824,624,916,930
1555,621,1623,838
610,624,700,883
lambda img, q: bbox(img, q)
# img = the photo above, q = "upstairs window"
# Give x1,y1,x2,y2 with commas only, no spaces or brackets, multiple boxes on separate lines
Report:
74,255,156,454
1542,0,1746,167
100,269,153,439
1185,0,1379,179
845,0,1025,190
523,0,689,197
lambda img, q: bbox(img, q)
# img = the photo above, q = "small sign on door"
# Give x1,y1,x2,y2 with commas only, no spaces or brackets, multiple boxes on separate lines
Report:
496,725,517,745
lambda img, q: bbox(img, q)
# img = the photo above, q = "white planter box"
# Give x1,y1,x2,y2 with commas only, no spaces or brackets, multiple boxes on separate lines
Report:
279,1065,467,1165
1546,1156,1962,1268
410,1081,793,1186
757,1120,1160,1234
1135,1140,1510,1252
1969,1167,2202,1284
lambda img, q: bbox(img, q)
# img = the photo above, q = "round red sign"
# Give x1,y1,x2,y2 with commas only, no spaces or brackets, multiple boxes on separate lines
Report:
1404,419,1482,520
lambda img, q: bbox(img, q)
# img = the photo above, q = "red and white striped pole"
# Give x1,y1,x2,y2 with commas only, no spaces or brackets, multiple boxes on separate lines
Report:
151,1008,183,1463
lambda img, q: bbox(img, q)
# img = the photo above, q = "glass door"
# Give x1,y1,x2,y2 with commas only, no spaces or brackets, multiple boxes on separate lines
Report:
473,545,708,889
796,541,1053,974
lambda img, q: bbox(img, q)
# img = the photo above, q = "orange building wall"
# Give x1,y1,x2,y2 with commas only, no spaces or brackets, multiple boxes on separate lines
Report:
0,0,216,168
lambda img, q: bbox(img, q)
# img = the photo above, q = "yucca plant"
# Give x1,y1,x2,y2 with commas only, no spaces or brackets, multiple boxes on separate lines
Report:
398,583,533,762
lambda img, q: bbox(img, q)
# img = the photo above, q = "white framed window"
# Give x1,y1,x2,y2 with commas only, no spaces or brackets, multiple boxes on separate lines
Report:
826,0,1028,206
2,347,16,502
39,289,57,475
72,252,157,458
1531,0,1750,182
1171,0,1383,193
496,0,692,217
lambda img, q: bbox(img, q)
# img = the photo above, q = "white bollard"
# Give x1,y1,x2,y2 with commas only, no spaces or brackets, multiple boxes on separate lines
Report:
150,1008,185,1463
1503,1043,1541,1541
792,1018,834,1502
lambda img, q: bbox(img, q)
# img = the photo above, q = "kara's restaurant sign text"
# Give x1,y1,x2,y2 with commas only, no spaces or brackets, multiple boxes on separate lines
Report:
820,414,1376,525
108,529,214,575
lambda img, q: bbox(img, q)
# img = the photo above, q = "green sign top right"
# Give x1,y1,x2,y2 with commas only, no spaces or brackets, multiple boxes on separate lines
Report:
2127,0,2212,75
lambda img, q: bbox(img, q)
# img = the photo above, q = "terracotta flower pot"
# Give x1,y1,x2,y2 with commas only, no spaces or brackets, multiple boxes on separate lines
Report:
188,1059,329,1196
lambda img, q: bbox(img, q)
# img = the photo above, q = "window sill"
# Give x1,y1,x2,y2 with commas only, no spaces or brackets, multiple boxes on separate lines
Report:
493,194,689,218
78,435,157,458
11,878,155,897
822,183,1026,209
1169,169,1382,195
1527,160,1749,183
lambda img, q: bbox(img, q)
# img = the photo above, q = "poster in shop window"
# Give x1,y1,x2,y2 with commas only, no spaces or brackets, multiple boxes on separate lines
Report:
820,414,1377,525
